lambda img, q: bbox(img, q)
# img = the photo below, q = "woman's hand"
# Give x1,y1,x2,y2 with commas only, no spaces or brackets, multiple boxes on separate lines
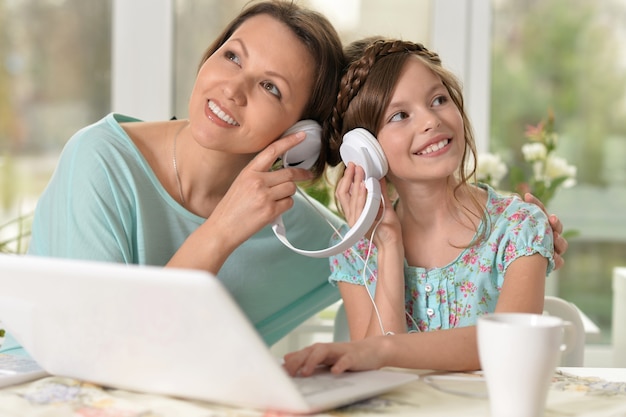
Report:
169,132,313,273
211,132,314,247
524,193,568,270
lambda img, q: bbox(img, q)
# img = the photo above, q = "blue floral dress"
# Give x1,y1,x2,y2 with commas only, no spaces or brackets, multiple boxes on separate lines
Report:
329,184,555,332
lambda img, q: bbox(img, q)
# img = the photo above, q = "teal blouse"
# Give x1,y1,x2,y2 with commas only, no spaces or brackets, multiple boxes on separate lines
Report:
329,184,555,331
23,113,344,347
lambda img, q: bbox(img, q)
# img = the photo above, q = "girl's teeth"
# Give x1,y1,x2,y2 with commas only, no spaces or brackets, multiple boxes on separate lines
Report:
419,139,449,155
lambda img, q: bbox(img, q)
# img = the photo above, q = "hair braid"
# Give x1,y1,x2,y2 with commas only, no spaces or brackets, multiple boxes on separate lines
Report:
327,39,441,165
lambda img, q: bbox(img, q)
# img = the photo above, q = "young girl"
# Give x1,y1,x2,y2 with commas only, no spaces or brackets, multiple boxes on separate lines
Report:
283,39,555,373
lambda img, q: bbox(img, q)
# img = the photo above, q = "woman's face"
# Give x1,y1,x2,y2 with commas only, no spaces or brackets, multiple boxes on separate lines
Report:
376,56,465,185
188,14,315,155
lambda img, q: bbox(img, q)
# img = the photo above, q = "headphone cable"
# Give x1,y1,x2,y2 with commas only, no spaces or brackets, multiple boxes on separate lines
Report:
294,187,420,335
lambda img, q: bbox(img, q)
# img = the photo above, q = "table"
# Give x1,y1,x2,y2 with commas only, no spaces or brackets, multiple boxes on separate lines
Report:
0,367,624,416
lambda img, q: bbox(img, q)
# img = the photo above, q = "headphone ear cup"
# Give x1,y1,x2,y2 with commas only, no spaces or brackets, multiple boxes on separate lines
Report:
280,120,322,170
273,127,386,258
340,128,388,179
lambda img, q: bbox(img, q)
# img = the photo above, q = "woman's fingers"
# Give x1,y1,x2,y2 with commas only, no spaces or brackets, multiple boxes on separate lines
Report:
209,134,317,242
249,132,306,171
524,192,568,269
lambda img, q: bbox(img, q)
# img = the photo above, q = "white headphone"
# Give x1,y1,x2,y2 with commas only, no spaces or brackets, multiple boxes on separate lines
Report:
272,121,388,258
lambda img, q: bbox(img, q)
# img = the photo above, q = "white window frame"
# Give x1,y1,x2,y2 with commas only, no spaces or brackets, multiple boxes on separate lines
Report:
112,0,173,121
112,0,492,131
431,0,491,154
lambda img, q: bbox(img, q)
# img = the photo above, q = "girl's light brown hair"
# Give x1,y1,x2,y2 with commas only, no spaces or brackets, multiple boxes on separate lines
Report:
329,39,487,243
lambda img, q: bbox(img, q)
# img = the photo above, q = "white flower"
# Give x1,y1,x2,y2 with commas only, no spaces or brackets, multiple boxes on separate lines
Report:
545,155,577,188
521,142,547,162
476,153,508,187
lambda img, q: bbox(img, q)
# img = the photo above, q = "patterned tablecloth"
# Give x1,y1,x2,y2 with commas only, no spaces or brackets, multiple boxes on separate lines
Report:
0,369,625,417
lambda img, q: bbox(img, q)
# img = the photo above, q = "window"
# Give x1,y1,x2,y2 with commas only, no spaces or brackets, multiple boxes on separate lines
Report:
490,0,626,345
0,0,111,252
172,0,432,118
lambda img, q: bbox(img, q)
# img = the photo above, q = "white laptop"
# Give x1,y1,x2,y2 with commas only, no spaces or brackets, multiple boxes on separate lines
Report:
0,254,417,414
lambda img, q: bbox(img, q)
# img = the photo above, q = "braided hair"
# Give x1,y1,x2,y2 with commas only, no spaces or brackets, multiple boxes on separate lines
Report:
325,38,487,243
326,39,475,175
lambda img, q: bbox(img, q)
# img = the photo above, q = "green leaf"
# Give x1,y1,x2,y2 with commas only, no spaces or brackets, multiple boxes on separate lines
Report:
561,229,581,240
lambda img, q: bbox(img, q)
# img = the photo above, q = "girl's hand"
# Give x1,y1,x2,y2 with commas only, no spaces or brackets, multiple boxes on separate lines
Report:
282,338,388,376
370,178,402,248
335,162,368,227
335,164,401,247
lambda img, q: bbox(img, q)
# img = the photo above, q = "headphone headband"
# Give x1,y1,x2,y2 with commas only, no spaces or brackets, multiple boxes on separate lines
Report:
273,127,387,258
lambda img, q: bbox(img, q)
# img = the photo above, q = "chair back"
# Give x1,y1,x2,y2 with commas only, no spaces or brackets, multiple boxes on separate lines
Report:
542,296,586,366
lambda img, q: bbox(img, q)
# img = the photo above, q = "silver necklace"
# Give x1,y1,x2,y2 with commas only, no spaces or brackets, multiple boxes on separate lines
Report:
172,121,189,206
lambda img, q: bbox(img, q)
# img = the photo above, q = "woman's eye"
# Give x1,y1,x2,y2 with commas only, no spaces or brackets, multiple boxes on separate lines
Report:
389,111,408,122
261,81,282,99
225,50,241,66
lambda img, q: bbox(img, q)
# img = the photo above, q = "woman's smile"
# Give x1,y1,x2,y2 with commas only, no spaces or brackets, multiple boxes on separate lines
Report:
207,100,239,126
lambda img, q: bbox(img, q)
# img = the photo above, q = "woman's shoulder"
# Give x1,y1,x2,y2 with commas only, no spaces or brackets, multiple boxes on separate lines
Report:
62,113,143,160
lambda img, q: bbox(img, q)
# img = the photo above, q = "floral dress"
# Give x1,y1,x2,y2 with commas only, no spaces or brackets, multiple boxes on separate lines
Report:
329,184,555,332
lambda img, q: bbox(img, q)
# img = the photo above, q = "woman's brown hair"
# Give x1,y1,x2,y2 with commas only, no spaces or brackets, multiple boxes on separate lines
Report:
198,1,346,178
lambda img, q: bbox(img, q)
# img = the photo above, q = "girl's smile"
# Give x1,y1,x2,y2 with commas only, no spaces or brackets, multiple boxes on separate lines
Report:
378,56,465,181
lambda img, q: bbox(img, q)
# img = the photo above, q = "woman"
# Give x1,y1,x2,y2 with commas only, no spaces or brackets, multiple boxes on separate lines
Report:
24,1,346,346
283,39,557,374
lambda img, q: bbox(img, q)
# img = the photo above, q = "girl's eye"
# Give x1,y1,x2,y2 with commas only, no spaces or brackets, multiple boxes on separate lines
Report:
389,111,409,122
225,50,241,66
261,81,282,99
433,95,448,106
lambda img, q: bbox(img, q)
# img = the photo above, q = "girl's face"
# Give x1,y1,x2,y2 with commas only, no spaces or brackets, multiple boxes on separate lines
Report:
188,14,315,155
376,56,465,185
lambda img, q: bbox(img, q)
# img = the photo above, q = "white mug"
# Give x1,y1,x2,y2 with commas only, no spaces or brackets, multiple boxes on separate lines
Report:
477,313,574,417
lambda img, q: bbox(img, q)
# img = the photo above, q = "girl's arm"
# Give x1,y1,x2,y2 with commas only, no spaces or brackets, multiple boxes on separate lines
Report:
335,171,407,339
495,252,547,314
284,253,548,374
338,239,406,340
